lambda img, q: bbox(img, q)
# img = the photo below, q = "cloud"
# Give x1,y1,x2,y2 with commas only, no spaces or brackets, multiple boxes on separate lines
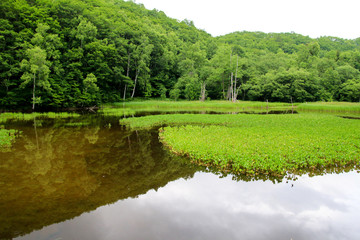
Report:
136,0,360,39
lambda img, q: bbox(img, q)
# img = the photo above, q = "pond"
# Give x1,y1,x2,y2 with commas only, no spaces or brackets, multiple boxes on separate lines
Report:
1,113,360,240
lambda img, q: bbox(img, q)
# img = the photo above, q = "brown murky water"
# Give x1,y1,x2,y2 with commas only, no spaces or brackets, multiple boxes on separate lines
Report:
1,115,360,240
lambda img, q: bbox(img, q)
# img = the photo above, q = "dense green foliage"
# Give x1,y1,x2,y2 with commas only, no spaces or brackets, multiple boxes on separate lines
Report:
120,113,360,175
1,0,360,110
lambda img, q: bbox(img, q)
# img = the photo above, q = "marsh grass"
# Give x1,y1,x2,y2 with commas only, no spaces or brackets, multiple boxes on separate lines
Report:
111,100,295,113
121,113,360,176
298,102,360,113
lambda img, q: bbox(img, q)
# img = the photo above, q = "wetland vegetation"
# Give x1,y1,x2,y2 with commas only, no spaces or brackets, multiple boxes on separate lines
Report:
114,100,295,112
1,100,360,239
120,108,360,177
2,0,360,238
297,101,360,113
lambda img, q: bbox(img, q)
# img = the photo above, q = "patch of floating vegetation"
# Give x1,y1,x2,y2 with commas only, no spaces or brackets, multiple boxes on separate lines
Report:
98,107,136,117
121,113,360,177
0,112,80,123
0,126,21,151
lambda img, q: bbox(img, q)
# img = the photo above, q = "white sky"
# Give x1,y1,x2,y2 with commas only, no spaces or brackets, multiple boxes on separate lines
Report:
134,0,360,39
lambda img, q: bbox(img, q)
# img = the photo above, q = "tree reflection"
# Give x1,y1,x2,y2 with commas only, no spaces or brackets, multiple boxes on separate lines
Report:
1,115,358,239
0,119,197,239
199,159,360,184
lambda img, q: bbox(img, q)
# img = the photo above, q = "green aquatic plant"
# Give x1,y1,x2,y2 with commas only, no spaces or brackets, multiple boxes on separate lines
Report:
98,107,136,117
0,127,20,151
121,113,360,176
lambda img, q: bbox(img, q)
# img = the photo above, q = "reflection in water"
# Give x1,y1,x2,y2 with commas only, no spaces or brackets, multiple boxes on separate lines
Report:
0,117,197,239
15,171,360,240
1,115,360,240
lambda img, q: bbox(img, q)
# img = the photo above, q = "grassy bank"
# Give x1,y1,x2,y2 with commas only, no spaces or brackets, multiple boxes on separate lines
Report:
112,100,360,116
121,113,360,176
110,100,295,113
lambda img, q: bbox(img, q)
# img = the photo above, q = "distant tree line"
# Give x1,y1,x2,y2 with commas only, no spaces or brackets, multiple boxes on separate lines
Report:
1,0,360,110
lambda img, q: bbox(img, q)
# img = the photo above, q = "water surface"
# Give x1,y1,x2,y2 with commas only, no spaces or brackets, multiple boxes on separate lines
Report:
1,114,359,240
13,171,360,240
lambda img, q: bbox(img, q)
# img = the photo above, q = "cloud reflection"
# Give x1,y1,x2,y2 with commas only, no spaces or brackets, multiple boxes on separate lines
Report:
17,171,360,240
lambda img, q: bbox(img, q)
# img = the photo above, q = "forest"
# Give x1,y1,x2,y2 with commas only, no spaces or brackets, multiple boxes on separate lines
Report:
1,0,360,110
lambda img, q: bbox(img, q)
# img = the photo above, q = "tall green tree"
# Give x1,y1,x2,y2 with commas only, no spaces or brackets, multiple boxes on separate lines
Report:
20,46,50,110
75,18,97,49
130,36,154,98
81,73,100,106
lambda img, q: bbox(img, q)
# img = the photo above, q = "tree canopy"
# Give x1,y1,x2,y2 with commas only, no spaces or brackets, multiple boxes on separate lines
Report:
1,0,360,110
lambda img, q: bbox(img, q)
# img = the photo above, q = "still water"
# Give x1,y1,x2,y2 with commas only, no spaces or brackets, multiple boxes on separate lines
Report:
1,115,360,240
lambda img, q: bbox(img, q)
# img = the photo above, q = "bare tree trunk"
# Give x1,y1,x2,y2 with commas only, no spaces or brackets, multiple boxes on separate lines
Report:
228,50,233,101
32,72,36,111
233,56,239,102
229,72,233,101
123,84,127,101
200,82,206,101
131,70,139,98
227,84,232,101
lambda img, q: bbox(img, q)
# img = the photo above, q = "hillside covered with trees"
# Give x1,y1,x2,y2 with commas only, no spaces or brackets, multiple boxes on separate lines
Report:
1,0,360,110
